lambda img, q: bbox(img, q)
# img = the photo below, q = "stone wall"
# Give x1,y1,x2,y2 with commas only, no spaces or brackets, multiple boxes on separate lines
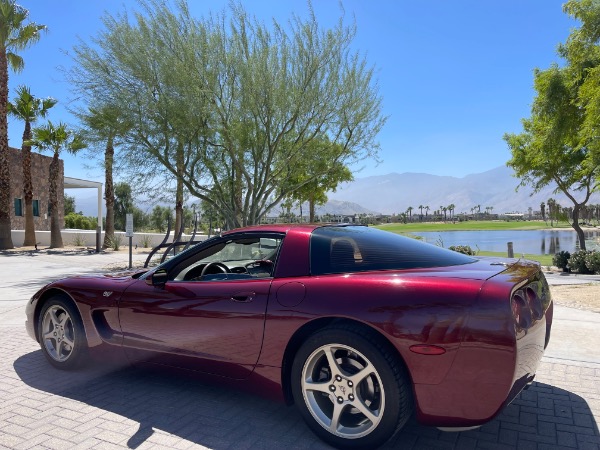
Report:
9,146,64,232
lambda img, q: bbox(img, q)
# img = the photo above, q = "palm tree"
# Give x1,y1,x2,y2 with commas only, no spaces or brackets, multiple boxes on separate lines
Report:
406,206,413,222
540,202,546,222
548,198,556,227
0,1,46,249
447,204,455,221
418,204,423,221
78,105,130,248
424,205,429,220
27,121,85,247
7,85,55,246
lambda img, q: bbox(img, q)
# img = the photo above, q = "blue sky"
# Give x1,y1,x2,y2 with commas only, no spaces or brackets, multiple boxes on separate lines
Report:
8,0,575,186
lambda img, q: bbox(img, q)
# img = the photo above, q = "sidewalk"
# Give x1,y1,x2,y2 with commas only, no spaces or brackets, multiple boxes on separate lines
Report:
545,271,600,286
0,249,151,326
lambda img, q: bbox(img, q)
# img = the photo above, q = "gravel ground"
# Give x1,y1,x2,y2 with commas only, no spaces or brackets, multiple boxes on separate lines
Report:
550,283,600,313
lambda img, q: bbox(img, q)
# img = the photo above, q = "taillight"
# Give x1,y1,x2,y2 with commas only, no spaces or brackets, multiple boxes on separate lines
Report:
511,292,532,329
525,287,543,320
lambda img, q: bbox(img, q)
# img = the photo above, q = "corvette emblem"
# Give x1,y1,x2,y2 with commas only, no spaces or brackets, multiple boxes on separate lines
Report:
103,291,113,297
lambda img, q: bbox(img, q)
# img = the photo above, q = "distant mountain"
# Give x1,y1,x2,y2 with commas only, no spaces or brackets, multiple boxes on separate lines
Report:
72,165,600,217
313,199,379,216
327,166,600,215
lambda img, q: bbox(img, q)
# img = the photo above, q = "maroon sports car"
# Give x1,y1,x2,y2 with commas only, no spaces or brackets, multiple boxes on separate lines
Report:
25,224,553,448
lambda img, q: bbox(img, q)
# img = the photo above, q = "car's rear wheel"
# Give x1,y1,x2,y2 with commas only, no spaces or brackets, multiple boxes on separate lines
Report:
291,327,412,449
38,296,88,370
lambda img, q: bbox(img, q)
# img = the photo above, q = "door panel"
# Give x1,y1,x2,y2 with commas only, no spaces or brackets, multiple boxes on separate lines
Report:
118,278,271,379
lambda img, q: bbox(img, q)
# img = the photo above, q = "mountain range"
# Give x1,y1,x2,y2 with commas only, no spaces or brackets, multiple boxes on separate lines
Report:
325,165,600,216
72,165,600,217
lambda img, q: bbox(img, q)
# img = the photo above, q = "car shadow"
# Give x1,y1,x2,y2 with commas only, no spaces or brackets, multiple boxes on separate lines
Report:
14,351,600,449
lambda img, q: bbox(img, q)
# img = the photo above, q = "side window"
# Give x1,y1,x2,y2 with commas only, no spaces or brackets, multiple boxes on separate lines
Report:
311,226,476,275
171,235,283,282
14,198,23,216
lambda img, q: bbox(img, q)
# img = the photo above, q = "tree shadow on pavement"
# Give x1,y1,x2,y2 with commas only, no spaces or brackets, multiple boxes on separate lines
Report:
14,351,600,449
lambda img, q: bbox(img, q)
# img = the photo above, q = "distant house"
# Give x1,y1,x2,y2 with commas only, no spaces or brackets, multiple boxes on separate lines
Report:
8,146,64,232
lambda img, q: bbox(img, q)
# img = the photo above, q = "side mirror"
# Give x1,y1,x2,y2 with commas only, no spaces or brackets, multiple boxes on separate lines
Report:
146,268,168,287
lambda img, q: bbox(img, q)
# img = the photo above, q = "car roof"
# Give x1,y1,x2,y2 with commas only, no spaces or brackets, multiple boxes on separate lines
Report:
221,223,323,236
221,223,364,236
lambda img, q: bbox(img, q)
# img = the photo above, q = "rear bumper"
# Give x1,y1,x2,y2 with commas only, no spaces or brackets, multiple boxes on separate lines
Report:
414,272,551,427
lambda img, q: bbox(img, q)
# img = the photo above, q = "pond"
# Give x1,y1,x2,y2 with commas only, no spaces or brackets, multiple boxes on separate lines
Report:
410,229,600,255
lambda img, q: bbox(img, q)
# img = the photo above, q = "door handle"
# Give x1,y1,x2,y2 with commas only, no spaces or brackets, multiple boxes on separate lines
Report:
231,292,255,302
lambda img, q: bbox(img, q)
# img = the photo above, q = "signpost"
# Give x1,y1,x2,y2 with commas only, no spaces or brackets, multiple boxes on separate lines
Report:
125,214,134,269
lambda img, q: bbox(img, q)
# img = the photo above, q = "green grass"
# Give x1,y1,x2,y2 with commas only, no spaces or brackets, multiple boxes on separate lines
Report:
476,250,554,266
376,220,572,233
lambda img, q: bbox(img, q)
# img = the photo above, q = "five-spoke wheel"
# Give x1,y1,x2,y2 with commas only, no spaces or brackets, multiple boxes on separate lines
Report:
292,327,412,449
38,297,87,370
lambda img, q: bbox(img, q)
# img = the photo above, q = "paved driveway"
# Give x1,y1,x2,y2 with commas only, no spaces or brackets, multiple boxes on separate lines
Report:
0,251,598,449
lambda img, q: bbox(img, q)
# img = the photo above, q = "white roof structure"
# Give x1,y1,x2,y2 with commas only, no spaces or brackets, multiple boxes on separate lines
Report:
64,176,103,231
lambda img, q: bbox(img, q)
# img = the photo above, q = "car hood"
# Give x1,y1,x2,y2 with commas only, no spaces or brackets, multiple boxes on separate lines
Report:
36,269,148,297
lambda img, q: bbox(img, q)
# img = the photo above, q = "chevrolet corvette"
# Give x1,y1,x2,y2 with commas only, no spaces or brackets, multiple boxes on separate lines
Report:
25,224,553,448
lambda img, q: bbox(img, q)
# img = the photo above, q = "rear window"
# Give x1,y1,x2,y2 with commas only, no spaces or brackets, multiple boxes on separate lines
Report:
310,226,476,275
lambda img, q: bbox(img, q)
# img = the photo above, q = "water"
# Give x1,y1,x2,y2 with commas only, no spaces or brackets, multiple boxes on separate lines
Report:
411,229,600,255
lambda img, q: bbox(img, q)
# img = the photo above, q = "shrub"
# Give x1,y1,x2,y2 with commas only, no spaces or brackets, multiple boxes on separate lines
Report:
568,250,594,274
107,234,123,251
584,251,600,274
71,233,86,247
552,251,571,271
449,245,475,256
139,234,153,248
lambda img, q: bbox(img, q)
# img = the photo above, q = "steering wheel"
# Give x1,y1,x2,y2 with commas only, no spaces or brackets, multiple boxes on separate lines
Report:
245,260,274,274
200,262,231,277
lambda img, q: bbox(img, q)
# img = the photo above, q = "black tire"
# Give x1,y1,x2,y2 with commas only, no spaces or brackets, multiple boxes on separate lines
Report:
291,326,412,449
38,296,88,370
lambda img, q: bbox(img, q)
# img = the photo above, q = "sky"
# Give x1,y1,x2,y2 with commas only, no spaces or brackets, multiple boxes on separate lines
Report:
7,0,576,190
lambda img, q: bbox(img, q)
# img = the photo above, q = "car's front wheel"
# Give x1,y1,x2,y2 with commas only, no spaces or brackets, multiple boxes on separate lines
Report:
291,327,412,449
38,296,88,370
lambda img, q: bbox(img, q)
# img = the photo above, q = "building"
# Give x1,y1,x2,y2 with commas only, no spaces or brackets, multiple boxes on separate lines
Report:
8,146,64,232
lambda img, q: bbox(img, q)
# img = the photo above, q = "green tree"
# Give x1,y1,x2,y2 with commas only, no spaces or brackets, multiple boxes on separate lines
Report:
132,206,149,232
281,141,353,223
113,182,133,231
150,205,171,233
64,194,76,215
505,1,600,250
78,104,131,248
505,65,597,248
7,85,56,246
0,0,46,249
68,1,384,229
27,121,85,248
